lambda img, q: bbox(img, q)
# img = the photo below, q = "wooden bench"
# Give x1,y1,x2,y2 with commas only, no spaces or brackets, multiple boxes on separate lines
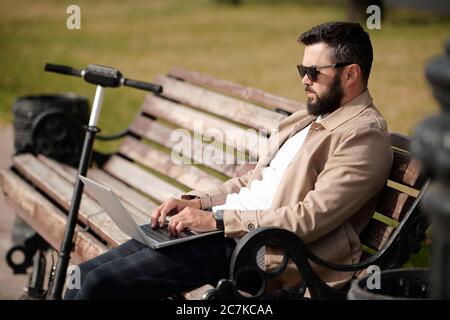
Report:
0,66,429,300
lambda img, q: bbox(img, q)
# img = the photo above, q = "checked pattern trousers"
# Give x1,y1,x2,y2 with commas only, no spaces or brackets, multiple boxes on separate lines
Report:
64,233,236,300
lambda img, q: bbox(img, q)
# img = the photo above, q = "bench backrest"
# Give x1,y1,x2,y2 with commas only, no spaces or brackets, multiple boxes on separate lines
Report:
359,133,428,268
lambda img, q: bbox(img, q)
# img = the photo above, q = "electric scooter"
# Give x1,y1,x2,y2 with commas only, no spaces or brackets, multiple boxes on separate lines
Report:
34,63,163,300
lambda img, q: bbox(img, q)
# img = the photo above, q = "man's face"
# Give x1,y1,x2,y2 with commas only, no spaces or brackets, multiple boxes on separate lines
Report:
301,42,344,116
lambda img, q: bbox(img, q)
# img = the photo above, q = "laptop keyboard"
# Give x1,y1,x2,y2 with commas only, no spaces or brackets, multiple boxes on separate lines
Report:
140,222,195,242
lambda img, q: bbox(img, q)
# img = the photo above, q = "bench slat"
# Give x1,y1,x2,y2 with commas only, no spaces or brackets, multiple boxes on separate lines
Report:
375,186,416,221
168,66,305,115
389,132,410,152
155,75,285,131
389,149,425,190
13,154,131,246
103,155,185,203
141,95,266,160
360,219,395,251
118,136,223,191
129,116,249,178
37,155,75,183
0,169,107,263
37,155,157,219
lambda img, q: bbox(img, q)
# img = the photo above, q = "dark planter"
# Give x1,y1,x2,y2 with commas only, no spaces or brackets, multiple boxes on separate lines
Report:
12,93,89,167
347,268,430,300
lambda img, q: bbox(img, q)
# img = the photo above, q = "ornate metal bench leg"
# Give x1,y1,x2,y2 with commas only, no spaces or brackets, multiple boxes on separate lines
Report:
20,250,47,300
5,232,49,274
202,279,235,300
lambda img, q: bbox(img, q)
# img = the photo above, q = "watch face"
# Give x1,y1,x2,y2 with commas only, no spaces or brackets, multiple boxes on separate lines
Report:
216,218,224,231
214,210,225,230
214,210,224,221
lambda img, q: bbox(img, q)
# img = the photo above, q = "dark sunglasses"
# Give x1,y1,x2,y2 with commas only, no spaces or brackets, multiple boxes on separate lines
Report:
297,62,353,81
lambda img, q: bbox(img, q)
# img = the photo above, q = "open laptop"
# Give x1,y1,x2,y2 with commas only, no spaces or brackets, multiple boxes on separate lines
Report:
79,175,222,249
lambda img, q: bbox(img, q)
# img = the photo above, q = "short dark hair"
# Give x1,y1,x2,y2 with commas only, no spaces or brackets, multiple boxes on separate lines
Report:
298,22,373,86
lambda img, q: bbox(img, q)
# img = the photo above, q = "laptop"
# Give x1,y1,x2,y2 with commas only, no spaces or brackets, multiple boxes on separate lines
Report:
79,175,222,249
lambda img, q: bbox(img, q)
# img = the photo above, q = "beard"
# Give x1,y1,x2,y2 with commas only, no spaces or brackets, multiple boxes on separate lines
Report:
306,72,344,116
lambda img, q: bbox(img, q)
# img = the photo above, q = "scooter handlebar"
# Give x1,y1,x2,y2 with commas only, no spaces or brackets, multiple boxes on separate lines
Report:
123,78,163,94
44,62,162,94
44,63,82,77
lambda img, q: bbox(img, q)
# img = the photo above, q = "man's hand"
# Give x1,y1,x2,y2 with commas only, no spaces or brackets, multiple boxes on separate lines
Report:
168,207,216,236
151,198,201,228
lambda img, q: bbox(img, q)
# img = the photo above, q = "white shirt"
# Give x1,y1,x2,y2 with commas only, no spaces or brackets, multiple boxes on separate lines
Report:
213,116,321,212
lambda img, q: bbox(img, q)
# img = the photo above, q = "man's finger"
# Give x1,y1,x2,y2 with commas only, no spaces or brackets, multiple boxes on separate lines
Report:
169,217,179,236
159,201,175,226
175,221,185,235
150,205,162,228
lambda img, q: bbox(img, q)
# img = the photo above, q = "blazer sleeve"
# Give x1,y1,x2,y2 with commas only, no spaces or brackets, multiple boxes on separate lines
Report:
222,126,393,242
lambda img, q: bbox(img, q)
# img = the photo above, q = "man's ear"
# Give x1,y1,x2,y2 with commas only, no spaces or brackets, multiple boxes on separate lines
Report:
343,64,362,87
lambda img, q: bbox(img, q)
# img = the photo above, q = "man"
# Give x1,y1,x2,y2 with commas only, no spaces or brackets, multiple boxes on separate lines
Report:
64,21,392,300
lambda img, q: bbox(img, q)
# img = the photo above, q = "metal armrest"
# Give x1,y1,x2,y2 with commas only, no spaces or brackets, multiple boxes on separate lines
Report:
209,227,349,300
96,129,129,141
231,227,364,273
231,180,431,278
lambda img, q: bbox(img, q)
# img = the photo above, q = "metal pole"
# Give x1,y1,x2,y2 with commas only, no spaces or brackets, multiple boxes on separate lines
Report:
411,38,450,299
89,85,105,127
47,86,105,299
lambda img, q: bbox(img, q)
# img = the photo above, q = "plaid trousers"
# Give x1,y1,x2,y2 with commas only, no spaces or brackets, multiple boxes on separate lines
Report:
63,233,236,300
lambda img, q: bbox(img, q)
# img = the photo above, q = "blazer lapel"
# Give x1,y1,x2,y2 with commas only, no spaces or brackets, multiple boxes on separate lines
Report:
258,113,316,168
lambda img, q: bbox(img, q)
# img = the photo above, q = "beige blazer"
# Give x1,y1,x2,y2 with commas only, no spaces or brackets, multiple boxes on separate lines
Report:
182,89,393,289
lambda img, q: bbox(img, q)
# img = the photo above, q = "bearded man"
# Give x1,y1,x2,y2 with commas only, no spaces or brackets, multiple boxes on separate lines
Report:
65,21,392,300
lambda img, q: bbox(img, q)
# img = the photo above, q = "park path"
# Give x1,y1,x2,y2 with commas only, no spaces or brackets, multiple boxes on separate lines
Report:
0,125,29,299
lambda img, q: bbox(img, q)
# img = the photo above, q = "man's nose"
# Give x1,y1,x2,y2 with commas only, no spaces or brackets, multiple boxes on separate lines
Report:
302,74,312,87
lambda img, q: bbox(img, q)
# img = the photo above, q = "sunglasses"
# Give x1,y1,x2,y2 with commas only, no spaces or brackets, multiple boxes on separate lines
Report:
297,62,353,81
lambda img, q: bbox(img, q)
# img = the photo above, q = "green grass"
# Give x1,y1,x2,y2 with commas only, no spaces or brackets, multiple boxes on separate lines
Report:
1,0,446,267
1,1,449,137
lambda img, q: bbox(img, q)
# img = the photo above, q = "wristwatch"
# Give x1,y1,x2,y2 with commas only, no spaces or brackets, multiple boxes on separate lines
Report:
213,210,224,231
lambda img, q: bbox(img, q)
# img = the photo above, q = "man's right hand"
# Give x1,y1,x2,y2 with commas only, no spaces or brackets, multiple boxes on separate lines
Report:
150,198,201,228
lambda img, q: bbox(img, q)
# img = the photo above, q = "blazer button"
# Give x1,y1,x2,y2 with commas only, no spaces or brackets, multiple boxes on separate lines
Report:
247,223,255,230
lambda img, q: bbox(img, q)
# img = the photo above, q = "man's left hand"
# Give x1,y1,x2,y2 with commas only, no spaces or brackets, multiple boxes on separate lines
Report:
168,207,217,236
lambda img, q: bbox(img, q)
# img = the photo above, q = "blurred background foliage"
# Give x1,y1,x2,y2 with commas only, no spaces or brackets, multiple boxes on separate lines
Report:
1,0,449,143
1,0,449,267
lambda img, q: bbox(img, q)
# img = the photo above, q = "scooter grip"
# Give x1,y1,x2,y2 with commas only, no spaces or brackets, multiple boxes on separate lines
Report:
123,78,163,94
44,63,82,77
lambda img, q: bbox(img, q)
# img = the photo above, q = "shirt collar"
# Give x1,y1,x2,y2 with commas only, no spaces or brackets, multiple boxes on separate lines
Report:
316,89,373,131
